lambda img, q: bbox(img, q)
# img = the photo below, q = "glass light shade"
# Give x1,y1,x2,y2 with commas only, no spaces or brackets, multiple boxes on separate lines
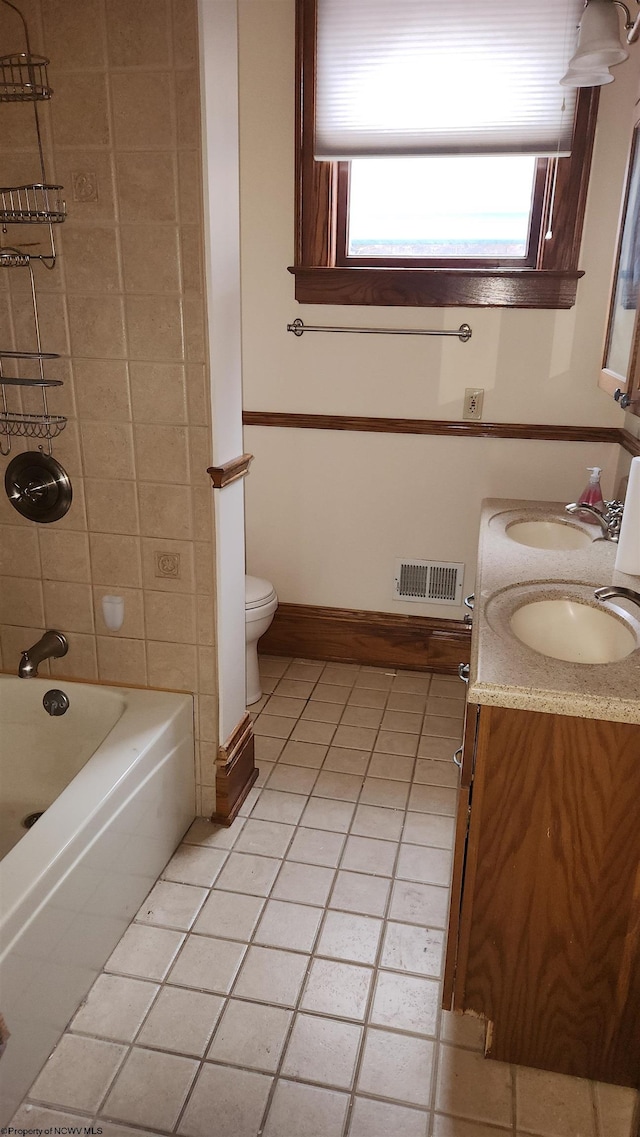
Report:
560,64,615,85
568,0,629,67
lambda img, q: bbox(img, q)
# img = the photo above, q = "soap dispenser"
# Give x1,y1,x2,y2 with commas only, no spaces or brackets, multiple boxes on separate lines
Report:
577,466,605,523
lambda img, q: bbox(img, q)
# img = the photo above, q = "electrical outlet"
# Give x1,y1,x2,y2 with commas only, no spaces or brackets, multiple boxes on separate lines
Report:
463,387,484,421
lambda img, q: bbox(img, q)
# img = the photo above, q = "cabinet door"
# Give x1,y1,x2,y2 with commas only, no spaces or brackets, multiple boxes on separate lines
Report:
442,702,480,1008
455,704,640,1088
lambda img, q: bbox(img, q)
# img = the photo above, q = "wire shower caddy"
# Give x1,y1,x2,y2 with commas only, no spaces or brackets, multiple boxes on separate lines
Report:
0,0,66,268
0,0,67,457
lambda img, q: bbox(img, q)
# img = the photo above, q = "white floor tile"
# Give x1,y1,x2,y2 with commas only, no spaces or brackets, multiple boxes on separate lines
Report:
282,1013,363,1089
136,986,224,1056
301,957,373,1020
317,910,383,965
167,934,246,994
70,973,158,1042
381,921,444,978
233,945,309,1007
254,898,323,952
262,1078,349,1137
105,924,185,981
207,1000,291,1073
178,1062,272,1137
370,969,440,1036
193,889,265,940
348,1096,429,1137
29,1034,127,1113
357,1027,435,1107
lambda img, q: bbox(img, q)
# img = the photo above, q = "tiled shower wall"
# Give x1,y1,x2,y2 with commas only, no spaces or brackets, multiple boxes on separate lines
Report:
0,0,219,813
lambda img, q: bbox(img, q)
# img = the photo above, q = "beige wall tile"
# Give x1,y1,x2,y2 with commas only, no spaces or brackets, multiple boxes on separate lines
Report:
97,636,147,685
111,72,175,150
180,225,203,293
52,73,111,148
197,742,217,787
139,484,193,539
177,150,202,223
147,640,197,690
51,631,98,681
89,533,142,588
172,0,198,68
197,594,214,645
74,361,132,422
67,295,126,358
39,529,91,583
115,152,177,222
134,425,189,484
61,225,121,295
120,225,181,295
105,0,170,67
93,586,144,639
125,296,184,361
175,70,200,147
198,695,217,742
85,478,139,535
0,100,39,150
141,537,195,593
194,542,214,592
0,577,44,628
186,363,209,425
193,488,213,542
43,0,106,69
130,362,187,424
189,427,212,481
43,580,95,634
145,591,195,645
55,150,116,223
144,591,196,644
11,291,70,357
182,296,205,362
0,525,41,577
198,646,216,695
81,423,136,479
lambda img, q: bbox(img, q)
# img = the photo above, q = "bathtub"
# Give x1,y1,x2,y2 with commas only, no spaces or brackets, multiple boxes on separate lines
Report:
0,676,195,1125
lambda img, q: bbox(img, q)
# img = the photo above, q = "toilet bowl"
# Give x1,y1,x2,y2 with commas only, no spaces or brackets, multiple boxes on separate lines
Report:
245,574,278,704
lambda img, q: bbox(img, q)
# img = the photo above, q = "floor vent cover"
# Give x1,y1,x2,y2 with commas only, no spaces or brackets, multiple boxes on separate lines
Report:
394,559,464,605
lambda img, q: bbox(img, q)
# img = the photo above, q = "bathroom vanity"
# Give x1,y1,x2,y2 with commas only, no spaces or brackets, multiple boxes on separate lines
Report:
443,499,640,1089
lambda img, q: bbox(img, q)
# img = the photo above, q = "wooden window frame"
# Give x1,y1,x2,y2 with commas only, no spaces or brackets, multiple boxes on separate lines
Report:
288,0,600,309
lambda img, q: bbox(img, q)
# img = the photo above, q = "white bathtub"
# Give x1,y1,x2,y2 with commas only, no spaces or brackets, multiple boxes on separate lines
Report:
0,676,195,1125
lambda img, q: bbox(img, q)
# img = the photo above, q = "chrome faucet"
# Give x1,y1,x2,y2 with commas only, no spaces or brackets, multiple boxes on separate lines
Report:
18,630,68,678
565,500,624,541
595,586,640,612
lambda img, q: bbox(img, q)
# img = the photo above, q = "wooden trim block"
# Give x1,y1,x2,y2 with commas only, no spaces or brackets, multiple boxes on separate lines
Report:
210,710,258,826
259,602,471,674
208,453,253,488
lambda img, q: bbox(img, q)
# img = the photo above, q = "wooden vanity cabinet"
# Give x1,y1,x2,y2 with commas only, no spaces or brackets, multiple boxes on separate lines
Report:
443,702,640,1088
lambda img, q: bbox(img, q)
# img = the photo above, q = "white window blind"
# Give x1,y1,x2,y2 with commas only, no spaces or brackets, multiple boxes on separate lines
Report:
315,0,583,160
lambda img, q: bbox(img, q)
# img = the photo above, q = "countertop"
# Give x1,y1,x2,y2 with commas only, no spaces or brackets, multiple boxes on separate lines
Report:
468,498,640,724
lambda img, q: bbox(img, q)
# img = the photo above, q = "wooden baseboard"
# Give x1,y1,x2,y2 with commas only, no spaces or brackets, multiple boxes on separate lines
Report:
211,711,258,826
259,603,471,674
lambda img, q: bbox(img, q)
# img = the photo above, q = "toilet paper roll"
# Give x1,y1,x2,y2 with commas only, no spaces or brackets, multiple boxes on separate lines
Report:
615,456,640,575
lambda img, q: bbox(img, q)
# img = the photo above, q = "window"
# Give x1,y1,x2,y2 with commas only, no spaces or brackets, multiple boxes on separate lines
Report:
290,0,600,308
337,156,546,268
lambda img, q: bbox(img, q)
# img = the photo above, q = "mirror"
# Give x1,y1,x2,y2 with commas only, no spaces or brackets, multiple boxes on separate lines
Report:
601,117,640,417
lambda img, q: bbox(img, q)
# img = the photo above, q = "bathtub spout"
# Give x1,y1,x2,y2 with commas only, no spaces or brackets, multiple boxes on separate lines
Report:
19,630,68,678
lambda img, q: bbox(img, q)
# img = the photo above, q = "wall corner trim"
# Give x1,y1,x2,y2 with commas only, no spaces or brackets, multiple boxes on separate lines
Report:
211,710,258,826
208,453,254,488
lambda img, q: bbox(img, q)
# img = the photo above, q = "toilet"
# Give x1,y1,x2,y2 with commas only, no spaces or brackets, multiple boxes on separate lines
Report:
245,574,278,704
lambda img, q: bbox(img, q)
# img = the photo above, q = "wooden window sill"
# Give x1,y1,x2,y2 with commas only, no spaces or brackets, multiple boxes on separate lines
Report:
288,265,584,309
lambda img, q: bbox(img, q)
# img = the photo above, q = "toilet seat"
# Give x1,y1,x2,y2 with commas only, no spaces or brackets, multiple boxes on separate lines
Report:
246,575,277,610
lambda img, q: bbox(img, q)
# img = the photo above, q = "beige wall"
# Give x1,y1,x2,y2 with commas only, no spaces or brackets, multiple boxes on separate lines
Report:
239,1,640,618
0,0,218,814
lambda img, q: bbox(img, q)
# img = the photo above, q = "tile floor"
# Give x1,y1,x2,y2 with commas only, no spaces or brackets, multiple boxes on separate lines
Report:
12,657,640,1137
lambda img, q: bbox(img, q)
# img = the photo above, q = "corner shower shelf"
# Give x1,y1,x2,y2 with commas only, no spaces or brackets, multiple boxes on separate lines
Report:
0,51,51,101
0,183,66,224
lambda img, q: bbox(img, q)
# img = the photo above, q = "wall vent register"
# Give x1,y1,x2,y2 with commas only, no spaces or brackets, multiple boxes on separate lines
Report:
394,559,464,605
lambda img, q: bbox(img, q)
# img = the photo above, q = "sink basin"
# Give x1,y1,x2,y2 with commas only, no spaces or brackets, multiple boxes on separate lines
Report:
510,599,637,664
506,520,591,550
